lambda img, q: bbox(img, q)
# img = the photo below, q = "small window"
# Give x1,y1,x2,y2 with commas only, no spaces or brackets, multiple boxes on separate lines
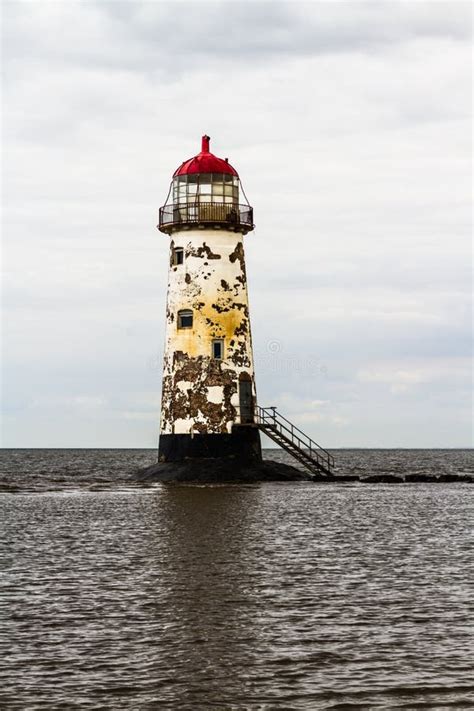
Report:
178,309,193,329
212,339,224,359
173,247,184,266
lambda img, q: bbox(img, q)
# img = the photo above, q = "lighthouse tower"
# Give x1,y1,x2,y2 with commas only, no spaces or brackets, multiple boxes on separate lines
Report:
157,136,261,464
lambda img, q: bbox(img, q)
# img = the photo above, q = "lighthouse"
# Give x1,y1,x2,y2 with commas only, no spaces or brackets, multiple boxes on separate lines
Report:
157,135,261,464
137,136,334,482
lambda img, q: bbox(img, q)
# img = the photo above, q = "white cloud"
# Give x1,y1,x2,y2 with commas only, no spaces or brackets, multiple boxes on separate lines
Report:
357,358,471,393
2,1,472,447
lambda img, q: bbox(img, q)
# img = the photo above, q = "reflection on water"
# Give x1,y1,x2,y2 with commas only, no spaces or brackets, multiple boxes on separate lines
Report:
1,450,473,709
148,487,263,704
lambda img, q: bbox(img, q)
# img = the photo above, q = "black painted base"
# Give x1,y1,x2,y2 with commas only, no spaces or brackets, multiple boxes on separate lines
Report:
144,426,313,482
158,427,262,463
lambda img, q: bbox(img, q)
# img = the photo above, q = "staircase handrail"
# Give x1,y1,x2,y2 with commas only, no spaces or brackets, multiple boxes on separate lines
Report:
255,405,335,470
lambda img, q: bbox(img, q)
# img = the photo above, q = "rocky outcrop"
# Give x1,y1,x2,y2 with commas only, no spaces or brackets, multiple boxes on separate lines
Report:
132,463,474,485
359,474,404,483
134,458,315,483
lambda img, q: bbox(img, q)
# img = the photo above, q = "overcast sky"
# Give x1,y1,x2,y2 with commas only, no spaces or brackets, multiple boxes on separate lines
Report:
2,0,472,448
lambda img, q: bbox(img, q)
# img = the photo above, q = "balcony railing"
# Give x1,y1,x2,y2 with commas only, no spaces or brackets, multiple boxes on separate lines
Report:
158,202,254,234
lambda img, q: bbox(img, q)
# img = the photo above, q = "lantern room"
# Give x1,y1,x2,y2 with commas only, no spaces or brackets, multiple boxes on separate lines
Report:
158,135,254,235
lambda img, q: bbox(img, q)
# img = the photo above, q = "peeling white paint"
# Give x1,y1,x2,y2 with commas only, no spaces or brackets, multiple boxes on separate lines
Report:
177,380,193,392
207,385,224,404
160,228,257,434
173,417,194,434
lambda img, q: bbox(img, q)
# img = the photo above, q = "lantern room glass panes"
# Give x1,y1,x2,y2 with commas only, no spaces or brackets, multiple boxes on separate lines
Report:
172,174,239,205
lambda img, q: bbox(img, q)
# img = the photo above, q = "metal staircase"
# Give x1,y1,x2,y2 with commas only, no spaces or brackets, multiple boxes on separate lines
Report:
237,405,335,478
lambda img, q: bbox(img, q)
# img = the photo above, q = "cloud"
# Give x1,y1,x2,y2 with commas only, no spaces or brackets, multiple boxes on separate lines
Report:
357,357,471,393
1,1,472,447
4,1,470,78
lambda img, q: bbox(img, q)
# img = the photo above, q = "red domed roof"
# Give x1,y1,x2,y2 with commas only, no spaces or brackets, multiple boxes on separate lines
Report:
173,135,239,178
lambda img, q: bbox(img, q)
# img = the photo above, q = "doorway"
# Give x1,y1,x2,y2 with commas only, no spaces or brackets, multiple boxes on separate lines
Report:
239,374,253,423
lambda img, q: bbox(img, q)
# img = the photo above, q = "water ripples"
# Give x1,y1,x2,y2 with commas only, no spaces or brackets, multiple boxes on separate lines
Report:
1,450,473,709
